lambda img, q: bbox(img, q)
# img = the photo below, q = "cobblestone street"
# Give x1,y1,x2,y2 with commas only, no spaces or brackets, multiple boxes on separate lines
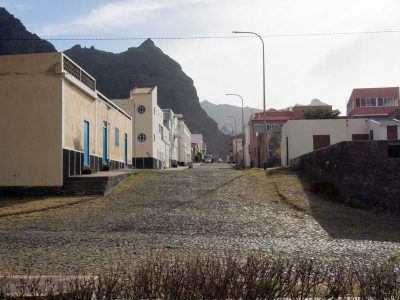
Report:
1,164,400,275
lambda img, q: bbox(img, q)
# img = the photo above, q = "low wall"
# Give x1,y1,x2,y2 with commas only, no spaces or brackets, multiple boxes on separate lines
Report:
290,141,400,209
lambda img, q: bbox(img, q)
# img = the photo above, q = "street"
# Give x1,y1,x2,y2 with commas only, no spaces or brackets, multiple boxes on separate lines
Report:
0,164,399,275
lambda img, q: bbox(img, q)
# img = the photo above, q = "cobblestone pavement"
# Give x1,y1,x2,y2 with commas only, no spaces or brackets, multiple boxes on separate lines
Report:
0,164,399,274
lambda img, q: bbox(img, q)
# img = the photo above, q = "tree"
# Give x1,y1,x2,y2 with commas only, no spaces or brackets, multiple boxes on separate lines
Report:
304,108,341,119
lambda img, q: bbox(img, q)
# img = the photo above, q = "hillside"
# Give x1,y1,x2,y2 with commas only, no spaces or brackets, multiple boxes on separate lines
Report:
0,7,55,55
201,100,261,134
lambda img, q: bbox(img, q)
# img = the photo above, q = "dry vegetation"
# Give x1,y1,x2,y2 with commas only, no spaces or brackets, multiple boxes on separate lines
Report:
1,254,399,299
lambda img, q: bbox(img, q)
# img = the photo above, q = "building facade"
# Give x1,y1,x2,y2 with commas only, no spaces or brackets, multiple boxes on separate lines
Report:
191,133,205,162
113,86,170,169
162,109,179,167
346,87,400,118
281,118,400,167
176,114,192,166
0,52,132,189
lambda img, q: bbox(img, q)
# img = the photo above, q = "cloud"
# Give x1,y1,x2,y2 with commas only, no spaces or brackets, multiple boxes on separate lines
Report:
39,0,212,36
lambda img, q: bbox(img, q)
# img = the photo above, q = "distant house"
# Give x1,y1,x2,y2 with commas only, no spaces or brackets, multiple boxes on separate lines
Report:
113,86,170,169
0,52,132,190
191,133,205,162
248,99,332,167
162,109,179,167
346,87,400,118
281,118,400,167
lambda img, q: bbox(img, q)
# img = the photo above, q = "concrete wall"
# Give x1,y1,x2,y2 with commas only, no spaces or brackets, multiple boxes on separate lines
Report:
0,52,63,186
281,119,370,167
291,141,400,210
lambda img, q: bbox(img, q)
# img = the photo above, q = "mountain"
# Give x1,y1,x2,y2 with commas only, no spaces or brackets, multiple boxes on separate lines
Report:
0,7,56,55
65,41,230,157
201,100,261,134
0,7,229,157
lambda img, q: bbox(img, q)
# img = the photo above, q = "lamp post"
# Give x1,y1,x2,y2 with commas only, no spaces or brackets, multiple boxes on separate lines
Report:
233,30,267,169
226,93,245,168
225,116,237,135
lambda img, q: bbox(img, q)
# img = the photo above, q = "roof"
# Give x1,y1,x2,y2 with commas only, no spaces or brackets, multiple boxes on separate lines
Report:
130,86,156,95
251,108,293,122
348,87,399,106
350,106,400,117
371,117,400,126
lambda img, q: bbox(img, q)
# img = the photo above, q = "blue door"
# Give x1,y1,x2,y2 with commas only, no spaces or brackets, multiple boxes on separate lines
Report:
103,122,108,163
84,121,90,166
124,133,128,166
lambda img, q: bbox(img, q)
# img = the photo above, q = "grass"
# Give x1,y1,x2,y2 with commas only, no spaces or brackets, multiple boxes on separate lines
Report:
109,170,155,195
0,196,95,218
267,168,400,242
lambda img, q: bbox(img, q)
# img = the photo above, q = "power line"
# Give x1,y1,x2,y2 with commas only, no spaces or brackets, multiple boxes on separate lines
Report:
1,29,400,41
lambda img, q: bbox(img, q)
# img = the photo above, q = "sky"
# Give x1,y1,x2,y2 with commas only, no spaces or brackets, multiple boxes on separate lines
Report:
2,0,400,114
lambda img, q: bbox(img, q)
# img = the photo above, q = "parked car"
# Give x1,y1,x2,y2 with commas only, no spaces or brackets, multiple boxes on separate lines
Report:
204,155,213,163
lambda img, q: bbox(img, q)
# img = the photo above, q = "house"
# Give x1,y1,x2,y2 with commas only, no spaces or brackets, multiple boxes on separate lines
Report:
112,86,170,169
346,87,400,118
281,118,400,167
243,124,251,168
176,114,192,166
248,99,332,167
231,134,244,165
162,109,179,167
0,52,132,191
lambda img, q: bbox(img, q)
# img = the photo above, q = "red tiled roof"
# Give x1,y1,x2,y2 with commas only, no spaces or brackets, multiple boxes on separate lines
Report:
251,109,293,121
349,106,400,117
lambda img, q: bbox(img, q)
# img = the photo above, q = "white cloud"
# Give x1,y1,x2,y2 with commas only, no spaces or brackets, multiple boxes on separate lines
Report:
39,0,400,115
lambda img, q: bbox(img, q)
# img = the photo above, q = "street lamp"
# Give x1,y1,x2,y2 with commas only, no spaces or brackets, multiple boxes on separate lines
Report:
226,93,244,136
225,116,237,135
233,30,267,169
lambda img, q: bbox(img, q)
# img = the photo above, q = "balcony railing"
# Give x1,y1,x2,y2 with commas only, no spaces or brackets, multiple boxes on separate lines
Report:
63,55,96,91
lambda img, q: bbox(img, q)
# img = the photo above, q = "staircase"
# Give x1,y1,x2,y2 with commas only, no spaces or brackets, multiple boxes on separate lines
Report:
62,171,135,196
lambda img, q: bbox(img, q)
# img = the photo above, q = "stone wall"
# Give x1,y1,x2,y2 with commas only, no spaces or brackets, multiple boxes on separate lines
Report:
291,141,400,209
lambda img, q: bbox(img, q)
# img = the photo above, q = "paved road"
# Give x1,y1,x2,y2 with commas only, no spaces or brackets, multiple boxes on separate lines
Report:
0,164,399,274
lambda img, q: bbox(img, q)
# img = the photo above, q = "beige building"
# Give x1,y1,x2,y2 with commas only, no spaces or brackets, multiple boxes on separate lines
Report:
176,114,192,166
0,52,132,189
281,118,400,167
113,86,170,169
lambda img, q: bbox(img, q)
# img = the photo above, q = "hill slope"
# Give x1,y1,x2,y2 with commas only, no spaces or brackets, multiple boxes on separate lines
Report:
201,100,261,134
0,7,55,55
65,41,230,156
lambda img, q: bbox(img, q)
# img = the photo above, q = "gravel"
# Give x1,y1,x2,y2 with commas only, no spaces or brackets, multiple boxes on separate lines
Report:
0,164,399,275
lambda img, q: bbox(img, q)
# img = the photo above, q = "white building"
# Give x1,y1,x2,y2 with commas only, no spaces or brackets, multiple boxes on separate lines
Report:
191,133,205,162
113,86,170,169
176,114,192,166
281,118,400,167
162,109,179,167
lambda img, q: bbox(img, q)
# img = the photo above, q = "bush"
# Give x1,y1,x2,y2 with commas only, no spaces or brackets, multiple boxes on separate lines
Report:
1,254,399,299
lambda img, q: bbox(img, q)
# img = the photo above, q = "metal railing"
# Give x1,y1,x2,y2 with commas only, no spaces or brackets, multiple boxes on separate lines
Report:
63,55,96,91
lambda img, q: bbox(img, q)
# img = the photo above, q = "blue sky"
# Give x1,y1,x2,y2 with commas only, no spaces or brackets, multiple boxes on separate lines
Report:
2,0,400,114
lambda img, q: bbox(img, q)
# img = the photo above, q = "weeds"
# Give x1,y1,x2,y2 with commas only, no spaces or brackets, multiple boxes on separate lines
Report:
0,254,399,299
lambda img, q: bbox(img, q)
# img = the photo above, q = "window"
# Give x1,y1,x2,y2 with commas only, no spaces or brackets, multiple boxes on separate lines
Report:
356,98,360,107
266,124,271,132
115,127,120,146
388,144,400,158
352,134,369,141
271,123,281,133
360,98,366,107
137,105,146,114
378,98,384,106
313,135,330,150
137,133,146,142
254,124,261,134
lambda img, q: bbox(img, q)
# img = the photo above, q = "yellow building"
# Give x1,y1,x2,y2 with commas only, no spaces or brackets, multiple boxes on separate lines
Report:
113,86,170,169
0,52,132,191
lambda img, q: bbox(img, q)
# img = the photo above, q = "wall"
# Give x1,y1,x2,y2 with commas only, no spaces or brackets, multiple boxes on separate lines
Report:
62,79,132,168
291,141,400,210
177,118,192,165
0,52,63,186
281,119,369,167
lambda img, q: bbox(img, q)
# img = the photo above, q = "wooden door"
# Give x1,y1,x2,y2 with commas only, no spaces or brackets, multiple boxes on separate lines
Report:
313,135,330,150
387,126,398,140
